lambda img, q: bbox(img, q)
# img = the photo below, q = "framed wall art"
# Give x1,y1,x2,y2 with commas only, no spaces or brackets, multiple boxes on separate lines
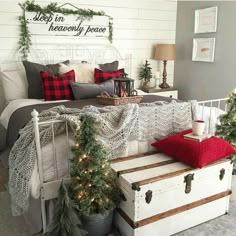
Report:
192,38,215,62
194,6,218,33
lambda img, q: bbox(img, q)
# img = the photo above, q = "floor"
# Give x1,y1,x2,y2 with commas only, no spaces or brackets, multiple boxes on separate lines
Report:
1,160,236,236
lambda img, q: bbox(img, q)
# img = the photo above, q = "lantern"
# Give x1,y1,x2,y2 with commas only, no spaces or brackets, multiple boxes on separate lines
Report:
114,78,135,97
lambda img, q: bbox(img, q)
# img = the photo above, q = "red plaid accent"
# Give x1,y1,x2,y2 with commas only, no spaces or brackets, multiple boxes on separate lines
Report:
94,68,125,84
40,70,75,101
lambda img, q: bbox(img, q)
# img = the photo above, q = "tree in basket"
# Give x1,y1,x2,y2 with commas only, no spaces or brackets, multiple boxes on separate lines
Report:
215,88,236,174
139,60,153,89
70,114,121,236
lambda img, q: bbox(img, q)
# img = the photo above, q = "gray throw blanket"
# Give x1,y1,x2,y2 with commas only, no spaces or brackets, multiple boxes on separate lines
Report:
9,101,192,216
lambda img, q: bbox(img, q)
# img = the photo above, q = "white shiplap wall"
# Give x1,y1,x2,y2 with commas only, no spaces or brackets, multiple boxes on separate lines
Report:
0,0,177,111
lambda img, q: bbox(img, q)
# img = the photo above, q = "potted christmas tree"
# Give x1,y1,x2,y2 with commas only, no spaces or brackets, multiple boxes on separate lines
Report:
70,114,120,236
216,88,236,200
139,60,153,89
46,114,120,235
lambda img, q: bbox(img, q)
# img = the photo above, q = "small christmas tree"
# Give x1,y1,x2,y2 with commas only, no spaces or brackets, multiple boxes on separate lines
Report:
70,114,120,215
216,89,236,174
139,60,152,84
45,181,87,236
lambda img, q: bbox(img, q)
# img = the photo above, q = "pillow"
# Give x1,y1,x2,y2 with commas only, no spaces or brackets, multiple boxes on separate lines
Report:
0,62,25,71
0,69,28,104
94,68,124,84
59,63,98,83
70,80,114,100
0,62,27,111
23,60,69,99
151,129,236,168
40,70,75,101
99,61,119,72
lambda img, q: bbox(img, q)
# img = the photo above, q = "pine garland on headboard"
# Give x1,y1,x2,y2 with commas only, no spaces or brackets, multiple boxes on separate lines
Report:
18,0,113,60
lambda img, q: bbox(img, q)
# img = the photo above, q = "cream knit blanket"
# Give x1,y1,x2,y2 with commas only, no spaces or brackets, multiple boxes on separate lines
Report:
9,101,192,216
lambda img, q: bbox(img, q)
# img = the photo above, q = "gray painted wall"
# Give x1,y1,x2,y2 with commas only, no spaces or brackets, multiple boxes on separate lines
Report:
174,1,236,101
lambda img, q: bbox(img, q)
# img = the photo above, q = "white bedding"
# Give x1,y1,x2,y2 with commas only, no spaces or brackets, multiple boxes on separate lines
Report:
30,134,153,198
192,104,226,134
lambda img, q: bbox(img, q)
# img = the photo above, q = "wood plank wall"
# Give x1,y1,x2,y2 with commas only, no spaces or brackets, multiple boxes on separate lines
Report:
0,0,177,112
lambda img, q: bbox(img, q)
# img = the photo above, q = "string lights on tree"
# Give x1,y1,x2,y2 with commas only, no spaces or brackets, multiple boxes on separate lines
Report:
70,114,120,216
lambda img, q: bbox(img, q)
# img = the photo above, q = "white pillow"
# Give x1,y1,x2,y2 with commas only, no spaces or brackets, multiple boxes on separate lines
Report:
0,69,28,104
0,62,25,71
59,63,98,83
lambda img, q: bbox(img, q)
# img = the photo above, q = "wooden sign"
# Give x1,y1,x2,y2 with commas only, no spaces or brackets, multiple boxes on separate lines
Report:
25,12,109,38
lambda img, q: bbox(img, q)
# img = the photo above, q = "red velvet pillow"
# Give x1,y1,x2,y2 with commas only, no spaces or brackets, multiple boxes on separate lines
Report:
94,68,124,84
40,70,75,101
151,129,236,168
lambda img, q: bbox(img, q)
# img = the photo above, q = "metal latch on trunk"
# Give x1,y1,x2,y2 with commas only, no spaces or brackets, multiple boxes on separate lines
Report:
184,173,194,194
145,190,153,204
219,168,225,180
132,183,141,191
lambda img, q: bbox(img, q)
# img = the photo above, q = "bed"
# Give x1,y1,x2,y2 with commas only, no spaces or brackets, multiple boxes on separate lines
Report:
0,43,228,234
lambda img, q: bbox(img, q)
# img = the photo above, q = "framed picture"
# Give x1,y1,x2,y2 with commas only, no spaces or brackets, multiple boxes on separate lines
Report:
192,38,215,62
194,6,218,33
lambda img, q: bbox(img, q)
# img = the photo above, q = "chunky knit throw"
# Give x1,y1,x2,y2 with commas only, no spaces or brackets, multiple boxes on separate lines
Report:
9,101,192,216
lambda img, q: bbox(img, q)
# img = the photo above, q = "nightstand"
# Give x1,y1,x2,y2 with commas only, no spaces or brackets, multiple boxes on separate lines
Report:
141,88,178,99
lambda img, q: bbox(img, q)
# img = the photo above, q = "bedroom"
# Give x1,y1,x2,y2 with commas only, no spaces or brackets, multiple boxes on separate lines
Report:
0,0,235,235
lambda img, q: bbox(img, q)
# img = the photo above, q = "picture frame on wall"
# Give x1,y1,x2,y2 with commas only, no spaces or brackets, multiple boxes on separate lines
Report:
194,6,218,33
192,38,215,62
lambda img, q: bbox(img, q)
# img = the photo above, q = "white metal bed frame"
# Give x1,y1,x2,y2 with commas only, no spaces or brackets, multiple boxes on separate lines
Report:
19,43,131,232
197,98,227,135
30,98,228,232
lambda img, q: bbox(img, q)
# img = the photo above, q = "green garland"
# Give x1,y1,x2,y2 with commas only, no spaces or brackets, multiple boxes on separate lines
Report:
18,0,113,60
216,89,236,174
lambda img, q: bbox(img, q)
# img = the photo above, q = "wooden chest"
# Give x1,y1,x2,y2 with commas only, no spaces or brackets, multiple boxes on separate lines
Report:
111,151,233,236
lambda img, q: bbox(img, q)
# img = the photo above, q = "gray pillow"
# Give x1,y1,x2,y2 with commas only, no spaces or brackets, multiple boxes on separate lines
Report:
23,60,69,99
99,61,118,72
70,80,114,99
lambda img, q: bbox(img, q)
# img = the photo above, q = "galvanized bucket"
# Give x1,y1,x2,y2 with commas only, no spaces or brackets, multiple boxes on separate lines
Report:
81,209,113,236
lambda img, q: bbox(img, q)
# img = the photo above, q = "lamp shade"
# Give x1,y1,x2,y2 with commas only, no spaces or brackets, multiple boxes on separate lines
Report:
154,44,176,60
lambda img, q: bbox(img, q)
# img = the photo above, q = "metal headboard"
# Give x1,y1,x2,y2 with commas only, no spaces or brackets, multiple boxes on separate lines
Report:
17,43,132,76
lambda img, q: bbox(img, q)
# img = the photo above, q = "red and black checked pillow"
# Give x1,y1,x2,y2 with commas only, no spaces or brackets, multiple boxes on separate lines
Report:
94,68,124,84
151,129,236,168
40,70,75,101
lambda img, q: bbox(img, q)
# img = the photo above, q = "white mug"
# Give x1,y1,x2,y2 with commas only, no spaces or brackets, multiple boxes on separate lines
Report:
192,120,205,136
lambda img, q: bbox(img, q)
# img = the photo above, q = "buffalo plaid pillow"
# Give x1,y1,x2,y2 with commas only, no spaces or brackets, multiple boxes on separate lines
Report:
40,70,75,101
94,68,124,84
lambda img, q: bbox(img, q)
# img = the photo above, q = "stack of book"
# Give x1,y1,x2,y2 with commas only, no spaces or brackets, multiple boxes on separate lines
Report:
183,132,211,142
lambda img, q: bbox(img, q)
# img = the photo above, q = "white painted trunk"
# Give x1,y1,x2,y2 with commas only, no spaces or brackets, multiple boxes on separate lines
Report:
115,196,230,236
111,152,233,235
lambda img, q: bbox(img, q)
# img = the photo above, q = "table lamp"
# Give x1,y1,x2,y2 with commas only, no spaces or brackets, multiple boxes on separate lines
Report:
154,44,176,89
